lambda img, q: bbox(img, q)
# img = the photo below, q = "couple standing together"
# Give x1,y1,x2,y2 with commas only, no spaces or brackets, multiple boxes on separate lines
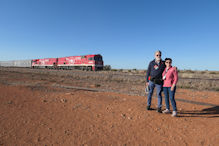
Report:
146,50,178,117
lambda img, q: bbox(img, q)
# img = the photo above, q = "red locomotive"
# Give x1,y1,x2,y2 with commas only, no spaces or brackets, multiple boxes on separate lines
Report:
32,54,103,71
32,58,57,69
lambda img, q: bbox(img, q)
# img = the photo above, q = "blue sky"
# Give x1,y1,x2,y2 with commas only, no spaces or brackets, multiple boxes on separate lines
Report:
0,0,219,70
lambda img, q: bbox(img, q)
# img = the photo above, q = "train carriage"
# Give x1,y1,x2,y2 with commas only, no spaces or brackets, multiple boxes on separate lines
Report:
0,60,32,68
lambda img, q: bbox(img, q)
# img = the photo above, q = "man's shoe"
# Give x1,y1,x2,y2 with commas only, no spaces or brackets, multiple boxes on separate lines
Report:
157,107,162,113
172,111,177,117
162,109,171,114
147,106,153,110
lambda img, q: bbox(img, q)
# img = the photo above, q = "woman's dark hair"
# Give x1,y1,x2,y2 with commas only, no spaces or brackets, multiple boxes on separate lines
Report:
165,58,172,62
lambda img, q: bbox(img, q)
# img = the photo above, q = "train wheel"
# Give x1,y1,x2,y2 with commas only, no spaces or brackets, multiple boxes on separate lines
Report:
92,66,96,71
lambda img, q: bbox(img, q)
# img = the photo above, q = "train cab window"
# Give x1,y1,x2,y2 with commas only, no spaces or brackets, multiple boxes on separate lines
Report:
94,56,102,61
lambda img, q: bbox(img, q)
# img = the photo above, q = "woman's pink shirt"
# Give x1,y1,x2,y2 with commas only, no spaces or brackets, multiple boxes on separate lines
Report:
162,66,178,87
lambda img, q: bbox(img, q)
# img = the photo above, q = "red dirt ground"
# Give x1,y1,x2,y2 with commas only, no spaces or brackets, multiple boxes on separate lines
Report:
0,69,219,146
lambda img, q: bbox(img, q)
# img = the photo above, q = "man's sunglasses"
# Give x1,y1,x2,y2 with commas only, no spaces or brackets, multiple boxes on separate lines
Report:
156,55,161,57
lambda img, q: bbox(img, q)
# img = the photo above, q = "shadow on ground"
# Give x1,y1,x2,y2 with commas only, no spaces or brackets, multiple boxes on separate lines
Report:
178,106,219,118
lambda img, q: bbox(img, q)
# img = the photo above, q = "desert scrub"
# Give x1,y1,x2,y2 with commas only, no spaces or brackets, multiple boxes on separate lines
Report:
111,69,118,72
209,71,218,74
181,70,195,74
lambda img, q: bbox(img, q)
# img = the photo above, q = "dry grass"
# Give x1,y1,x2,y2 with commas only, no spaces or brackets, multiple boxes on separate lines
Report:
109,68,219,91
1,67,219,91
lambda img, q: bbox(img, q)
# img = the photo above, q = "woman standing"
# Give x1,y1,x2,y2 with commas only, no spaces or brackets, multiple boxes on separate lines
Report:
162,58,178,117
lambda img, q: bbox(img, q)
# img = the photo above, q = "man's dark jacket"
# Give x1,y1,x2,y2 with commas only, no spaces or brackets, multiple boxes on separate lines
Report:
146,59,165,83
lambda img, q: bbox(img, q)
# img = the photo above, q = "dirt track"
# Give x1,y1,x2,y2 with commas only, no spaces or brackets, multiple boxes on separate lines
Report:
0,68,219,145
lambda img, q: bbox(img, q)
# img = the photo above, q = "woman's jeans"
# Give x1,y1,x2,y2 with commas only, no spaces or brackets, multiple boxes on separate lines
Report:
163,87,177,111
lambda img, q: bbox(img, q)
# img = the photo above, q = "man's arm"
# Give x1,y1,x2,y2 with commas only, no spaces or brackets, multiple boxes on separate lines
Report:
145,62,151,86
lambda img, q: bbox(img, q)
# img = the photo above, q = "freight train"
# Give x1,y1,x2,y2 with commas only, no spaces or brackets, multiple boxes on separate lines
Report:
0,54,104,71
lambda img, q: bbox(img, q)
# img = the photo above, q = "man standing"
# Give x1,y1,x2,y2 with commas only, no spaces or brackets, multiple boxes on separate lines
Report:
146,50,165,113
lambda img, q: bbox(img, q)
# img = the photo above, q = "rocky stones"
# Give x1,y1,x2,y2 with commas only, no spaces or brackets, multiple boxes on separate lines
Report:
60,98,67,103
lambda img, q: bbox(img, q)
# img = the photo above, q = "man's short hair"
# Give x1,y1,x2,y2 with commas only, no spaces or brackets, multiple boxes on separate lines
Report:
155,50,162,55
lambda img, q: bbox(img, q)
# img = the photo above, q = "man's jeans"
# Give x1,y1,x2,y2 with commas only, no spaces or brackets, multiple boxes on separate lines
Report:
163,87,177,111
147,80,163,108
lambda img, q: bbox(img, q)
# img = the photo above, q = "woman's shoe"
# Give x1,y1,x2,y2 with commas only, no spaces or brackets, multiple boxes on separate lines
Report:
162,109,170,114
172,111,177,117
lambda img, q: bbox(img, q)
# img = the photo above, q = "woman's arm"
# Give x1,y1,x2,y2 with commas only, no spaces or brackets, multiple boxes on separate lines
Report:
171,67,178,91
